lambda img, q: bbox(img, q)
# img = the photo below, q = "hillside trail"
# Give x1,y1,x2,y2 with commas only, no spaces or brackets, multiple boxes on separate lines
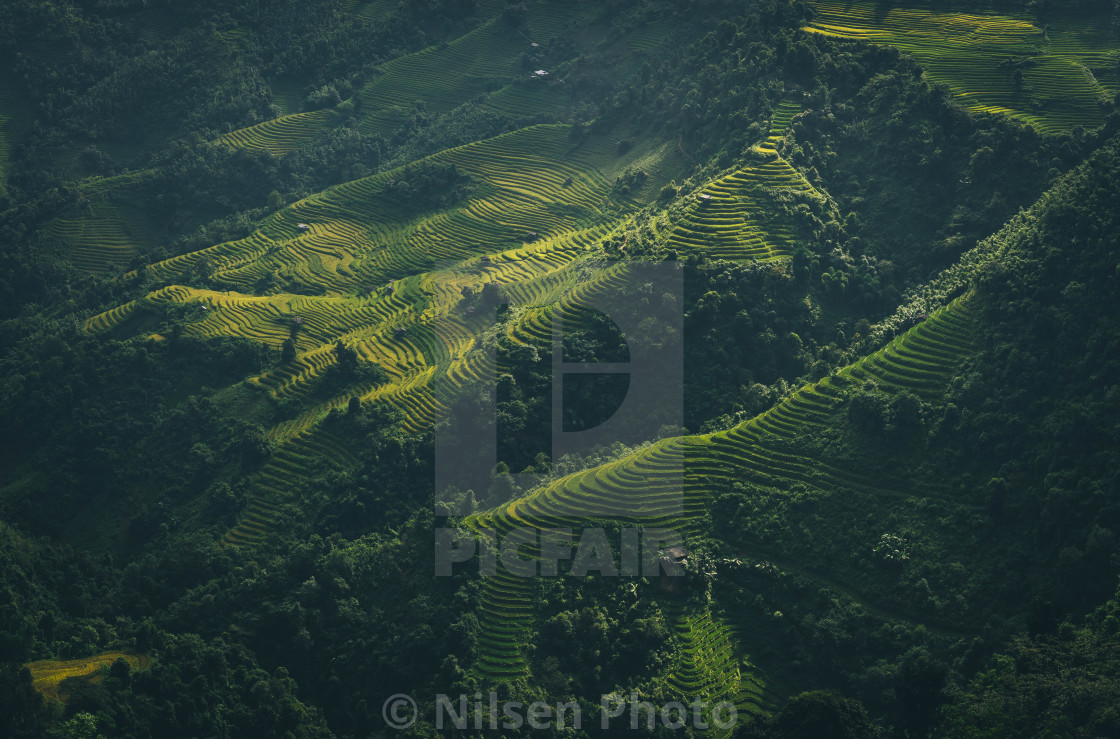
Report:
677,134,698,164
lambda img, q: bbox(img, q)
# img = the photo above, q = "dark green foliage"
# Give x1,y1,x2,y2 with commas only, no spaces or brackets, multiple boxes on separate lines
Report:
0,666,51,738
281,338,296,363
943,136,1120,614
381,161,472,210
939,583,1120,737
789,68,1093,291
85,633,332,738
738,690,880,738
0,320,273,543
533,577,673,697
684,261,826,428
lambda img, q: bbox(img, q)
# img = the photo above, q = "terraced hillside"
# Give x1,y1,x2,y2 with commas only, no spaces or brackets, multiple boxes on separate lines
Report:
225,257,650,544
216,0,674,157
16,0,1120,735
804,0,1120,133
44,193,156,274
79,62,975,708
217,108,344,156
85,122,685,545
351,0,399,24
357,14,540,138
43,1,676,277
212,242,635,544
126,124,617,295
464,296,978,695
78,83,982,711
659,100,817,261
665,606,779,734
215,0,594,156
23,651,150,702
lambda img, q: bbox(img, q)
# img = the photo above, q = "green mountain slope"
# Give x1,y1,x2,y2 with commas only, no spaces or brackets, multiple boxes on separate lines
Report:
3,2,1120,737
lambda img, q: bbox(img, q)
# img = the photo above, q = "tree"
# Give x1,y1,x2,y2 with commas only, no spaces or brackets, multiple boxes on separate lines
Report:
500,3,527,28
738,691,879,738
848,385,888,434
898,647,948,736
109,658,131,687
333,341,359,376
888,390,923,437
281,339,296,363
0,667,50,738
52,712,103,739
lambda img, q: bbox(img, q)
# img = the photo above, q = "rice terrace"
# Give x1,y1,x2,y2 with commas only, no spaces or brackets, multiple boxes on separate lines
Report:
23,652,151,703
1,0,1119,736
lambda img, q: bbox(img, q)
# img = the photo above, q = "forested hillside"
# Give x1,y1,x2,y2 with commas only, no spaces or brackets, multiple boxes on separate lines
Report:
0,0,1118,736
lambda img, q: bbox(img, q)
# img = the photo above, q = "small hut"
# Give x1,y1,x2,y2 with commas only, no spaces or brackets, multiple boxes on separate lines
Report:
659,546,689,592
297,223,310,231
